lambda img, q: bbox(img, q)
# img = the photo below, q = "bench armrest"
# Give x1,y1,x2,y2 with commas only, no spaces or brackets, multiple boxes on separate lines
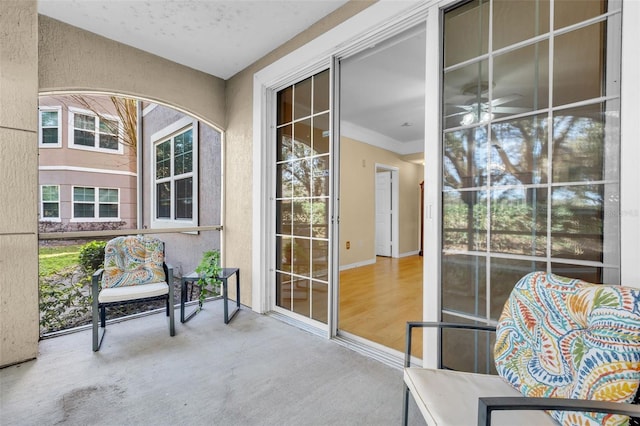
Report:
405,321,496,367
91,268,104,295
477,396,640,426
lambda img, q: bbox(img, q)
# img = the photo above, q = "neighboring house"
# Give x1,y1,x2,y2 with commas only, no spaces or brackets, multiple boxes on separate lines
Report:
37,95,137,233
140,102,223,276
37,96,222,276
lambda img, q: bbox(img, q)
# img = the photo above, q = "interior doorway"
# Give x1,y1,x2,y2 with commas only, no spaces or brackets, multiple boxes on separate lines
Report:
375,166,399,258
337,23,426,356
375,170,392,257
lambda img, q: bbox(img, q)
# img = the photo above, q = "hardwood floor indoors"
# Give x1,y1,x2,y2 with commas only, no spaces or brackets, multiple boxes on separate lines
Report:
339,255,423,358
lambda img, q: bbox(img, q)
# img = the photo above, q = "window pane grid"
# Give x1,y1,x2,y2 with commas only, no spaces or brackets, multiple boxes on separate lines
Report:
74,130,95,147
41,185,60,219
275,70,330,324
43,203,59,218
72,111,120,151
74,114,94,130
154,127,195,221
41,110,60,145
99,188,118,202
72,187,119,219
74,187,95,202
441,0,620,347
42,186,59,201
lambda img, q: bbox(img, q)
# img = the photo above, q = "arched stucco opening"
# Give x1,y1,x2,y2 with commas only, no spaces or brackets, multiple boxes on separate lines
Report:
0,14,232,366
38,16,227,132
36,90,226,336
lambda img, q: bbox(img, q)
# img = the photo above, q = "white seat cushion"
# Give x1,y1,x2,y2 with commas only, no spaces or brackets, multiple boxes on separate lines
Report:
404,368,557,426
98,282,169,303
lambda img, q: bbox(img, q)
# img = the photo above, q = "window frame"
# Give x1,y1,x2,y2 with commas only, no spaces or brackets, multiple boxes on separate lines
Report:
150,116,199,229
67,106,123,154
434,0,623,373
71,186,121,222
40,184,61,222
38,106,62,148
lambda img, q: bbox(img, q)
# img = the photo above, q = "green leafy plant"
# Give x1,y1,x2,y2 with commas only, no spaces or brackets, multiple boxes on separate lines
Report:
194,250,222,309
39,268,91,333
78,240,106,273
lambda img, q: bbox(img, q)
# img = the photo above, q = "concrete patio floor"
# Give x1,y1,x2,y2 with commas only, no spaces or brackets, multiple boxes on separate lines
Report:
1,300,426,425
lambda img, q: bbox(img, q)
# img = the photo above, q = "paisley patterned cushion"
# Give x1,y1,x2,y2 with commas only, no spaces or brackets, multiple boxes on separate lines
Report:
495,272,640,426
102,236,166,288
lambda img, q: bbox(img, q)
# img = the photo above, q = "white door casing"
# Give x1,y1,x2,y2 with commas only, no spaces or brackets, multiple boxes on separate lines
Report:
376,171,392,256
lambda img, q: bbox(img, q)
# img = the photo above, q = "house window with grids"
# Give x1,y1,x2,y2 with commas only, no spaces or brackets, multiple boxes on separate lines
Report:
68,107,121,153
39,107,62,147
152,120,198,228
72,187,119,220
40,185,60,221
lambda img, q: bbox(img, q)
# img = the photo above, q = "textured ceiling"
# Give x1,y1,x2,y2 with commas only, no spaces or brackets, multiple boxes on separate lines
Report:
38,0,426,154
38,0,350,79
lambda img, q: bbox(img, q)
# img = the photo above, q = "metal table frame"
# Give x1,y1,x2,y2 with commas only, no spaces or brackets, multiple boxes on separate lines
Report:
180,268,240,324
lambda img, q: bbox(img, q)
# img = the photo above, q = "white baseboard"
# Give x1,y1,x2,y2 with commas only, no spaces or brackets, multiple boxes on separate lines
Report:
339,252,420,270
339,258,376,271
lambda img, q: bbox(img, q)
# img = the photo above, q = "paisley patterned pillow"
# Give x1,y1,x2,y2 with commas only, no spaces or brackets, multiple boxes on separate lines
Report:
494,272,640,426
102,236,166,288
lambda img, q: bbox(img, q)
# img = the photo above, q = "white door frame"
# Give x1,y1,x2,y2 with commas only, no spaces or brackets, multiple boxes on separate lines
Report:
375,164,399,258
251,1,430,322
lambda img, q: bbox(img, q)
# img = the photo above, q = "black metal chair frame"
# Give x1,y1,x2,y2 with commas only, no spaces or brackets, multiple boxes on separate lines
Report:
92,261,175,351
402,321,640,426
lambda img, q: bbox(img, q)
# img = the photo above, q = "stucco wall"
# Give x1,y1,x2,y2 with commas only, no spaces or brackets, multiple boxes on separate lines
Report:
0,0,40,367
38,16,226,131
141,104,222,277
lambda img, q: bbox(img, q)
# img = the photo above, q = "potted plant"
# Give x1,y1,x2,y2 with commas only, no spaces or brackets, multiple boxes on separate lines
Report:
194,250,223,309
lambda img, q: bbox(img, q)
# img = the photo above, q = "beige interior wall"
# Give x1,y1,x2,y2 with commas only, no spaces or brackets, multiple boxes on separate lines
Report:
339,136,422,267
0,0,40,367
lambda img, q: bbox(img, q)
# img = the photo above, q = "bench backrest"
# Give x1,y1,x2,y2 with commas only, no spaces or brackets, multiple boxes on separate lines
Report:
495,272,640,425
102,235,166,288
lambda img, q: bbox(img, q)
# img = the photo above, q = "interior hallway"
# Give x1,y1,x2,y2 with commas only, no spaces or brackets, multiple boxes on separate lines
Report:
339,255,423,357
0,300,426,426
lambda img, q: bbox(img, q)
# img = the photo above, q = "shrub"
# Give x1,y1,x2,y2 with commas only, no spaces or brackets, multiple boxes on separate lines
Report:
79,240,106,273
39,269,91,333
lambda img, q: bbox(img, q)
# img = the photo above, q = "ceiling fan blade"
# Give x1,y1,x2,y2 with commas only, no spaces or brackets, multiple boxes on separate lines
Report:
444,104,473,116
493,106,529,114
445,111,469,118
491,94,522,107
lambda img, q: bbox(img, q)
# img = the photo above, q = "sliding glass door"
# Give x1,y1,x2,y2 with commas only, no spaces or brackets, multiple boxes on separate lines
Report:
440,0,622,371
274,70,331,325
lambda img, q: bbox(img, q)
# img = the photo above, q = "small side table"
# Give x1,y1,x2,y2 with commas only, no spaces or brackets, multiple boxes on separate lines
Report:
180,268,240,324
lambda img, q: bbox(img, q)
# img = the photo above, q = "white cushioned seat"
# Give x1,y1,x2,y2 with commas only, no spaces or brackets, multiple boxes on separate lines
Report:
98,281,169,303
404,368,557,426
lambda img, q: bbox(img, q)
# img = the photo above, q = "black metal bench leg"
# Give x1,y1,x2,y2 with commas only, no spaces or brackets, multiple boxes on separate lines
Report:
402,384,410,426
100,306,106,328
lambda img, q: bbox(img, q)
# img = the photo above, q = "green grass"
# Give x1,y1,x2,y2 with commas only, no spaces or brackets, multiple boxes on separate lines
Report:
39,244,83,276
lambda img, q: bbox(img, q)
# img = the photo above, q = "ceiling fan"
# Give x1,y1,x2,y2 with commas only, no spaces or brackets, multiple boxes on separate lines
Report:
447,94,527,125
445,81,528,125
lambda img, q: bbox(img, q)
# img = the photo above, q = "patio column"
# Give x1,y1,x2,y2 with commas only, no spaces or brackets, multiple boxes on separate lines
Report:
0,0,40,367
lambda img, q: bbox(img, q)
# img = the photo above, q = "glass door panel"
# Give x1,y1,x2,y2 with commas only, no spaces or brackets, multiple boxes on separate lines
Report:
275,70,331,324
441,0,621,372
